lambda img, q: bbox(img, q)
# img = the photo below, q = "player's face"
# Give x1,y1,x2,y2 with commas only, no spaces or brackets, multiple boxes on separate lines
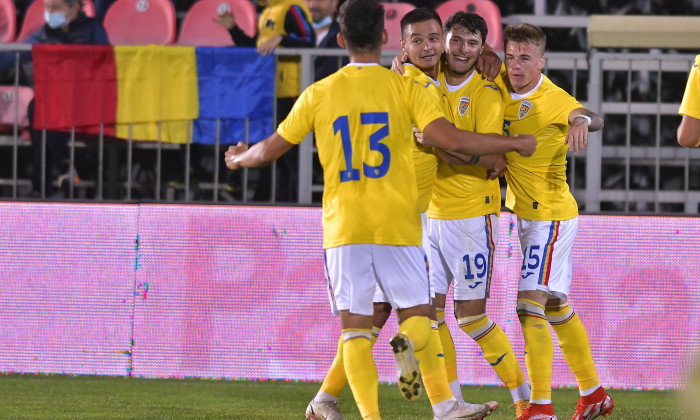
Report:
401,19,444,73
444,24,483,77
504,41,545,94
305,0,334,24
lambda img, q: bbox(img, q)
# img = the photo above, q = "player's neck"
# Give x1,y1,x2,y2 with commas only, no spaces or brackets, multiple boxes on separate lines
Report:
445,65,476,86
349,50,382,65
419,65,439,81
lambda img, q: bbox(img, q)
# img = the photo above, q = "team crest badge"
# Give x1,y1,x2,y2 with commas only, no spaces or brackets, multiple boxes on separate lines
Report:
458,96,470,116
518,100,532,119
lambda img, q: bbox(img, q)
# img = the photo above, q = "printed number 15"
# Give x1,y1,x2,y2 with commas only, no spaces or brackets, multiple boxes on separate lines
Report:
334,112,391,182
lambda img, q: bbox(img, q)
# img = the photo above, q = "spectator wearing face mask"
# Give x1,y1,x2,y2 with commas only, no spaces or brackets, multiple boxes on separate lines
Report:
0,0,110,198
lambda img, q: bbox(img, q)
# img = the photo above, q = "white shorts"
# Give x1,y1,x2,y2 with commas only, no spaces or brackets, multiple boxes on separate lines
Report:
373,213,432,303
427,214,498,301
324,243,430,316
517,216,578,297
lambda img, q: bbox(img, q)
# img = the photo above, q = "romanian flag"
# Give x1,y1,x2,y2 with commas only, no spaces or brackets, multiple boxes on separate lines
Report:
32,45,274,144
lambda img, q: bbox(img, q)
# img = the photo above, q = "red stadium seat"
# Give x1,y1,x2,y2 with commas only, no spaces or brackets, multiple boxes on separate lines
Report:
177,0,257,46
0,86,34,131
104,0,177,45
0,0,16,43
383,2,415,51
436,0,503,51
17,0,96,43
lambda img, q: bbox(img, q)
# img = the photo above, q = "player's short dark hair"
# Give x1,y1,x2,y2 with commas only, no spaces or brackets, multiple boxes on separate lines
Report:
444,12,488,44
400,8,442,40
337,0,384,53
503,23,546,54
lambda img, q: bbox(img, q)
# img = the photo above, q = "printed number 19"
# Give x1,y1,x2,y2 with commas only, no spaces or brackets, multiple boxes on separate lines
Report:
334,112,391,182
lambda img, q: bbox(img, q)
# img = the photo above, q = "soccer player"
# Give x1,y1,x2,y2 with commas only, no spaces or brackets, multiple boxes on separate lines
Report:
225,1,536,418
498,23,613,420
421,12,531,416
677,54,700,147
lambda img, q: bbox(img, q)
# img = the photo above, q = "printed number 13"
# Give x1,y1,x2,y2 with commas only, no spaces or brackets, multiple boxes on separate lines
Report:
334,112,391,182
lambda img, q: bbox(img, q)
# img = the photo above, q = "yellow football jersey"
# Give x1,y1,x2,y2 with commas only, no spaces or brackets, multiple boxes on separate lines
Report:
502,74,582,221
427,70,504,220
403,64,441,213
278,64,446,248
679,55,700,119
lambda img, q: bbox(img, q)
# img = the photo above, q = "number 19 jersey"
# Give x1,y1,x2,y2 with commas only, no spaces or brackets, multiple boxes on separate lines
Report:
277,64,446,248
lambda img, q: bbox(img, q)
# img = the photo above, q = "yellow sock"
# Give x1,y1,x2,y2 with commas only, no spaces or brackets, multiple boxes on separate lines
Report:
416,328,454,405
342,329,380,420
546,302,601,392
398,315,431,352
458,314,526,392
517,299,553,404
435,308,459,384
319,335,347,398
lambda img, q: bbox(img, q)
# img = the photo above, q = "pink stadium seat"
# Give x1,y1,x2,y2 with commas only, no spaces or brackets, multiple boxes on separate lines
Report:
177,0,257,46
435,0,503,51
104,0,177,45
383,2,415,51
17,0,96,43
0,86,34,132
0,0,16,43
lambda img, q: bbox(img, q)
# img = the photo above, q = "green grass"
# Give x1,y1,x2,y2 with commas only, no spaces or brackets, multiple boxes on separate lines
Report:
0,374,687,419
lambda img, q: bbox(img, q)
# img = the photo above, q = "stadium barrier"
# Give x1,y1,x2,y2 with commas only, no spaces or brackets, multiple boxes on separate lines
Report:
0,202,698,389
0,45,697,213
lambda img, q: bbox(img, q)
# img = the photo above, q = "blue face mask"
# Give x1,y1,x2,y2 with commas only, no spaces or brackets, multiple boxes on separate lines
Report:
312,15,332,30
44,10,68,29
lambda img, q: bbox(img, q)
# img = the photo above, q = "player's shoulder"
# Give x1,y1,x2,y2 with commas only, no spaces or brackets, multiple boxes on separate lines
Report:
538,74,577,101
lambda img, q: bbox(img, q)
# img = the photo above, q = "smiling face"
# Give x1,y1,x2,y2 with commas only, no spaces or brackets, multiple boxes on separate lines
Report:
400,19,444,74
504,40,546,94
444,24,482,77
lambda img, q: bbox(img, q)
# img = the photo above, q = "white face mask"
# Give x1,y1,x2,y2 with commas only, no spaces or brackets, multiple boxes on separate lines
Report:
44,10,68,29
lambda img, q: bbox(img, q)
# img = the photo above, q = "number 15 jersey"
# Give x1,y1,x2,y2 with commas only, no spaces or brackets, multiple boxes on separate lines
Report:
278,63,446,248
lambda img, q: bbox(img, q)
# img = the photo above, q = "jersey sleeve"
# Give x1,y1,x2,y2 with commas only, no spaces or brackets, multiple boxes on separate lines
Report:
679,55,700,119
406,78,447,132
277,85,315,144
551,87,582,125
474,81,505,134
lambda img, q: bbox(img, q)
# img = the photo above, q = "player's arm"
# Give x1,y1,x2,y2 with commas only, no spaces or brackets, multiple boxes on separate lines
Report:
224,133,295,170
678,115,700,147
566,107,604,154
476,43,502,82
422,117,536,157
434,147,506,179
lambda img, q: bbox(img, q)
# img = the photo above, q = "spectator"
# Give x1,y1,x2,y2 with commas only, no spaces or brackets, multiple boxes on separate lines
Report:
215,0,315,202
306,0,348,81
0,0,109,197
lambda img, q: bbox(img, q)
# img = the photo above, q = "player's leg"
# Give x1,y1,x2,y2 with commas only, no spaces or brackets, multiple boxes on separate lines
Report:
515,218,560,420
324,245,381,420
376,244,497,419
427,216,462,401
540,218,613,420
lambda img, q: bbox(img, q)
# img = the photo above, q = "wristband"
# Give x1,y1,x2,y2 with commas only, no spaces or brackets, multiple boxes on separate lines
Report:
574,114,592,125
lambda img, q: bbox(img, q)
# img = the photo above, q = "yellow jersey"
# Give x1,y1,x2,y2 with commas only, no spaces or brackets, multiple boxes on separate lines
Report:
403,64,441,213
277,64,446,248
679,55,700,119
427,69,504,219
502,74,582,221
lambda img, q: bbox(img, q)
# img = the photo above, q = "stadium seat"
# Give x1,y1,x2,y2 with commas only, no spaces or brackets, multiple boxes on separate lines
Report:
435,0,503,51
0,86,34,133
17,0,96,43
0,0,16,43
177,0,257,46
383,2,415,51
104,0,177,45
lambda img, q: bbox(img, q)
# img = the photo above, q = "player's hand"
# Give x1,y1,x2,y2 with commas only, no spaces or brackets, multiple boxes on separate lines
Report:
391,52,408,75
412,125,424,143
566,117,589,154
225,142,248,170
258,34,283,56
213,11,236,30
486,155,507,179
514,134,537,157
477,43,502,82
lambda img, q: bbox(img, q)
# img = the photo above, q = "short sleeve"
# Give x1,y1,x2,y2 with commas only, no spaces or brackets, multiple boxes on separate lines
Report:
679,55,700,119
277,85,315,144
406,78,447,132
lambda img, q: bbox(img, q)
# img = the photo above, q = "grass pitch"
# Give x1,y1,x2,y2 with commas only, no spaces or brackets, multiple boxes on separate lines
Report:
0,374,685,419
